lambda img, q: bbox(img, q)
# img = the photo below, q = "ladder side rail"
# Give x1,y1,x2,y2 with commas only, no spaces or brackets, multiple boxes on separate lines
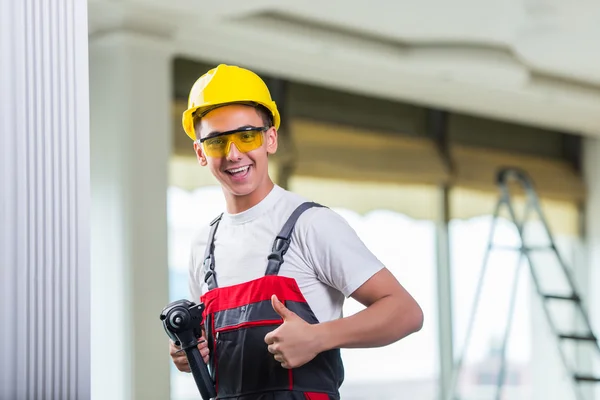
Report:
494,250,526,400
493,190,536,400
446,197,504,400
524,189,598,342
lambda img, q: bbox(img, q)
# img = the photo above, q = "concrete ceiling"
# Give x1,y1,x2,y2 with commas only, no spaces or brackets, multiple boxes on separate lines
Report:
88,0,600,136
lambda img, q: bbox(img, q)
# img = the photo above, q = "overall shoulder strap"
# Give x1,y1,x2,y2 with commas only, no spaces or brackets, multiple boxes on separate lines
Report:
203,213,223,290
265,202,324,276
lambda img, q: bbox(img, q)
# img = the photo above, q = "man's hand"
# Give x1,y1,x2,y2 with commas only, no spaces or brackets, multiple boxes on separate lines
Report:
264,295,321,369
169,337,210,373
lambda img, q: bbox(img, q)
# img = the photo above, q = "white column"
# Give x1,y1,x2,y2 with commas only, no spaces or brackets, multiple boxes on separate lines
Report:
89,30,173,400
0,0,91,399
436,185,454,400
583,135,600,399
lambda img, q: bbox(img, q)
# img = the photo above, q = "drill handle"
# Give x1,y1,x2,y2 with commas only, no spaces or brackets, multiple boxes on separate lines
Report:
184,345,217,400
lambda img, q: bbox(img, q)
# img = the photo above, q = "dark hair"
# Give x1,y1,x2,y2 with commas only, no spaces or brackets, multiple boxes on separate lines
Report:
193,102,274,139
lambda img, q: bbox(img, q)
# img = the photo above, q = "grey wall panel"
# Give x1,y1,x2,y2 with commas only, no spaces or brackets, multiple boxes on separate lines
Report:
0,0,91,399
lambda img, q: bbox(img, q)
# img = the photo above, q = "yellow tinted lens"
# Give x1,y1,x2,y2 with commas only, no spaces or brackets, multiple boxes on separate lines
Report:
232,130,263,153
202,130,263,157
202,135,230,157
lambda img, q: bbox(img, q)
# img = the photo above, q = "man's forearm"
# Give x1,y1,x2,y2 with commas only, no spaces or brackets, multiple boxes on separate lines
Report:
314,294,423,352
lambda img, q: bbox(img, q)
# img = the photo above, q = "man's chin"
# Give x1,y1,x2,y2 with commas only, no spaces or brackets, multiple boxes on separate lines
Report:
217,167,269,198
221,180,257,197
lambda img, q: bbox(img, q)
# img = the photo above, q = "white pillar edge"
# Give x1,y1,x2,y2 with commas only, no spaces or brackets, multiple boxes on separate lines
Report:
0,0,91,398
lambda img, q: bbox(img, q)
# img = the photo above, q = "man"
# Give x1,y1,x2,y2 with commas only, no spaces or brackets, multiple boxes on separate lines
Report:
170,64,423,399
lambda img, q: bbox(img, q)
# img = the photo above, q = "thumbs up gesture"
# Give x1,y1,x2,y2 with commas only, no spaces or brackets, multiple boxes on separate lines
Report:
264,295,321,369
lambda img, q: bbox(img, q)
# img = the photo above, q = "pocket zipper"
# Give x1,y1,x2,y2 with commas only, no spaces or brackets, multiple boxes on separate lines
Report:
215,319,283,335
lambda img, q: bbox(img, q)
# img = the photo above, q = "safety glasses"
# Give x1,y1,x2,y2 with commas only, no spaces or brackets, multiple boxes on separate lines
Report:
199,126,268,158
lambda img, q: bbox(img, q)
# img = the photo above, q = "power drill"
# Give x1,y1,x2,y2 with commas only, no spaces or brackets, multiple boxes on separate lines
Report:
160,299,217,400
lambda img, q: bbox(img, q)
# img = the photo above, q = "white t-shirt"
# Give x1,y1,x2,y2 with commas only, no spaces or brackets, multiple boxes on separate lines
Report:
188,184,385,323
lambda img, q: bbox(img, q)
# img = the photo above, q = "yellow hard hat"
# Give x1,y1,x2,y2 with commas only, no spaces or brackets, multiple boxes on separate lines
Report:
181,64,281,141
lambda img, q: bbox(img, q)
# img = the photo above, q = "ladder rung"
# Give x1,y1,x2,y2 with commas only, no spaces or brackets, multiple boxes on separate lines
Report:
491,245,553,252
491,245,520,251
542,293,580,302
559,333,597,342
574,374,600,383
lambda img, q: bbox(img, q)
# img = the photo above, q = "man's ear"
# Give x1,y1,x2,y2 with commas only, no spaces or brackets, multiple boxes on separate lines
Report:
266,127,278,155
193,141,208,166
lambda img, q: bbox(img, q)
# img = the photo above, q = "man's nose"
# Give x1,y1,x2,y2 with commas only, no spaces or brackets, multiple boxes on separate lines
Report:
226,142,243,161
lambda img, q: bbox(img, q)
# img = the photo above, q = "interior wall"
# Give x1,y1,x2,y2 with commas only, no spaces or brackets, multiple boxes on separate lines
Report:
447,113,568,159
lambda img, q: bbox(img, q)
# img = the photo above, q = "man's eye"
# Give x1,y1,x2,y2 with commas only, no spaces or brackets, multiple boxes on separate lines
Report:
207,139,224,146
241,132,257,141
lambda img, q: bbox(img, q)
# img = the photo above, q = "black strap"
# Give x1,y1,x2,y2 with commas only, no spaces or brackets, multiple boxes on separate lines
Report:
203,214,222,291
202,202,323,289
265,202,323,276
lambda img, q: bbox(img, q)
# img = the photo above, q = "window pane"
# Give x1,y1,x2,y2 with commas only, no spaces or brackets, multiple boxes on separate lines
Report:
289,177,439,399
450,215,533,400
335,208,439,400
450,214,585,400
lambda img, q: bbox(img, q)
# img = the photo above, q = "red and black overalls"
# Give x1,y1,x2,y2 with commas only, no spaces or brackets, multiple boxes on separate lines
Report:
200,202,345,399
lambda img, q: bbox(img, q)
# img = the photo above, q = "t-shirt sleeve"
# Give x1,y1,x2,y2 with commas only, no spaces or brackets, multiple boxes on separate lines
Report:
188,226,210,302
188,249,203,302
300,208,385,298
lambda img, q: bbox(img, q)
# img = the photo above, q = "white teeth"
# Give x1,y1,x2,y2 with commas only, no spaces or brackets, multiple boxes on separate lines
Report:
228,166,249,174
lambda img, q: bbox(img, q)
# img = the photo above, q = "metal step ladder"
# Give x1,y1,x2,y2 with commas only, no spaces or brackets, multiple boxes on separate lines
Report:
447,167,600,400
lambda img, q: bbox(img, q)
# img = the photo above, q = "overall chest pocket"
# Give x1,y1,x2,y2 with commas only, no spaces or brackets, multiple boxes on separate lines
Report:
215,320,290,396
